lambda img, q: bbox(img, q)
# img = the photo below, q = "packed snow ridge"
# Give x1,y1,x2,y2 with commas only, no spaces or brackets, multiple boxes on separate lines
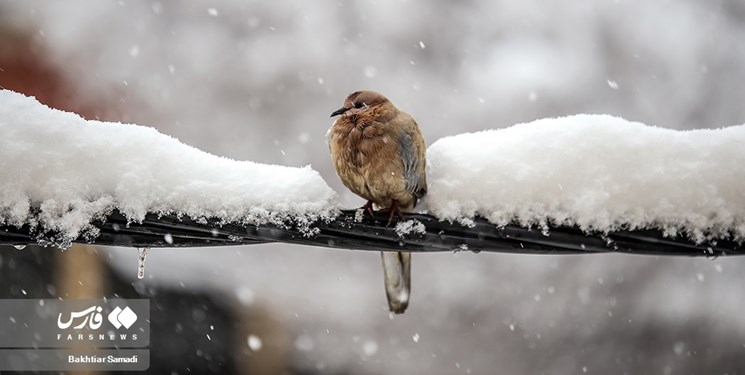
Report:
425,115,745,243
0,90,339,248
2,89,744,248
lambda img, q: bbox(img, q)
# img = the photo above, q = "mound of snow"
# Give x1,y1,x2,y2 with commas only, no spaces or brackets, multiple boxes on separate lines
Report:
0,90,338,248
3,89,743,248
425,114,745,242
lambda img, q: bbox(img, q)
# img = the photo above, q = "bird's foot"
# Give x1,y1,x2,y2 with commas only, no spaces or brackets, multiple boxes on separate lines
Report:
379,200,405,226
359,200,375,218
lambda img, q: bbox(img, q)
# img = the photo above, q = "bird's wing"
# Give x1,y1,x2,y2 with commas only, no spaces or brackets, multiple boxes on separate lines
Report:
397,117,427,201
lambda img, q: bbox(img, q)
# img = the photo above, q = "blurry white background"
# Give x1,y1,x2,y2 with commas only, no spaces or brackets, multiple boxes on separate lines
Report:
2,0,745,373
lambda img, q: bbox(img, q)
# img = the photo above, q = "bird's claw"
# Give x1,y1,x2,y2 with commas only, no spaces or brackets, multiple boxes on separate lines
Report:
359,200,405,226
360,200,375,218
379,201,405,227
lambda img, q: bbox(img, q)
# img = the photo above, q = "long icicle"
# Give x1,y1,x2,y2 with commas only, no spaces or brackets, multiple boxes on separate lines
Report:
137,247,149,280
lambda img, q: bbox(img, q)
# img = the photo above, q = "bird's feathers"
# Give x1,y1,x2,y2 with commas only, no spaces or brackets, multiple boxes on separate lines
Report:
328,99,425,210
396,120,427,204
381,251,411,314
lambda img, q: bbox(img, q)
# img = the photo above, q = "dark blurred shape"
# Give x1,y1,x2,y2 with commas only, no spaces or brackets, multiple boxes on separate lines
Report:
0,246,57,299
0,9,136,123
108,266,240,375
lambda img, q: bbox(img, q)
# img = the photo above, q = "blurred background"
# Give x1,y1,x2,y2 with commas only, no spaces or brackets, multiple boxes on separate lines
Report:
1,0,745,373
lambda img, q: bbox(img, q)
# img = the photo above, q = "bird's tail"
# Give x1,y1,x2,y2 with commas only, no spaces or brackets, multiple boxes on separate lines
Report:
381,251,411,314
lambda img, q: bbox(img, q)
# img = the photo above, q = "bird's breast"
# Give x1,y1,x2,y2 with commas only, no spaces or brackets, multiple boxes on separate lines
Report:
330,124,397,172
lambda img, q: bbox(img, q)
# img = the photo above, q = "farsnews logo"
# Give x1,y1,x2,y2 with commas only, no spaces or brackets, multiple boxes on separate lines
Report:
57,305,137,330
56,303,141,343
0,299,147,349
108,306,137,329
57,306,104,329
0,299,149,371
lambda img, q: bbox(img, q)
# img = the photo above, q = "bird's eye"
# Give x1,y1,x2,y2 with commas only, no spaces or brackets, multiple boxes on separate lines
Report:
354,102,364,109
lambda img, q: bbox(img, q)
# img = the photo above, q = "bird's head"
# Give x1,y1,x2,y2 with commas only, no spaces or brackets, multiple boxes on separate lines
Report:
330,90,396,122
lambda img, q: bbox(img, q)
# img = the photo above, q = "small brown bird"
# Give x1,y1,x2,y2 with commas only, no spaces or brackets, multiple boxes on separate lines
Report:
328,90,427,314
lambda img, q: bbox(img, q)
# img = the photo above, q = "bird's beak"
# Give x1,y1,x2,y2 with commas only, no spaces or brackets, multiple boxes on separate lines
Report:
330,107,348,117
